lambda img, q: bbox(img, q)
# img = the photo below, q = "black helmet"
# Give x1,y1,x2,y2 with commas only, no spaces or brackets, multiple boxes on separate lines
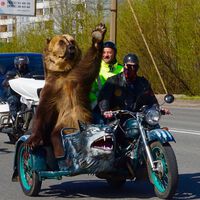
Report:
14,56,29,68
123,53,139,65
103,41,117,53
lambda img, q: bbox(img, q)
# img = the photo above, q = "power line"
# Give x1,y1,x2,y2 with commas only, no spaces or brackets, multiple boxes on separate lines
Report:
127,0,168,94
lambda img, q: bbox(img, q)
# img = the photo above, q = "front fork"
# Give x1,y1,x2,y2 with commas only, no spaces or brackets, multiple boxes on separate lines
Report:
138,119,158,171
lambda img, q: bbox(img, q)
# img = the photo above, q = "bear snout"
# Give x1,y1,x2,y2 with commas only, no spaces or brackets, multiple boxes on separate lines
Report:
68,44,75,52
66,44,76,59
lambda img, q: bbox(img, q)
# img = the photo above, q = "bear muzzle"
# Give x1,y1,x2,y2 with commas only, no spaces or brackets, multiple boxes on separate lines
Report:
67,44,76,59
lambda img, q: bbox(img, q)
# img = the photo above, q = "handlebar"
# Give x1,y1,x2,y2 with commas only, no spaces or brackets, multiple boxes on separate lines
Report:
104,104,168,119
104,110,137,119
111,110,133,115
105,105,169,119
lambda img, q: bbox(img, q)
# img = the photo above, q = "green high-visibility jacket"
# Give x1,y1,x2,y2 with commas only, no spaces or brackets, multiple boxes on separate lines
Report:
90,60,123,106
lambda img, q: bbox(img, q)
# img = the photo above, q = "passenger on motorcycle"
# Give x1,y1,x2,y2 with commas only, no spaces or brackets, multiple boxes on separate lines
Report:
2,56,32,119
90,41,123,108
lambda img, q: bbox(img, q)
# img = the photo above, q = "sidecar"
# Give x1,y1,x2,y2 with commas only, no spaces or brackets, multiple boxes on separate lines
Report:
12,122,117,196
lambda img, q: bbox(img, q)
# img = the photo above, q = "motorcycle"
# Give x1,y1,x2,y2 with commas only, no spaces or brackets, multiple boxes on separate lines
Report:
11,87,178,199
0,77,44,144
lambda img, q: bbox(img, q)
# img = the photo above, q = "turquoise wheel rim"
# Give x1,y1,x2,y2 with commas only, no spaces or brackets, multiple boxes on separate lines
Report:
19,146,33,191
150,146,168,193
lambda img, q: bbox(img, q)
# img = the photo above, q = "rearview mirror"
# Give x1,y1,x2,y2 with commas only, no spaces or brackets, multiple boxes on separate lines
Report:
164,94,175,104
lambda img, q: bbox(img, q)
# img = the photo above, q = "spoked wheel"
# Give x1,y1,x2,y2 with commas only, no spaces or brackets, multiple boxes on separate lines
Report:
106,178,126,188
17,143,42,196
147,141,178,199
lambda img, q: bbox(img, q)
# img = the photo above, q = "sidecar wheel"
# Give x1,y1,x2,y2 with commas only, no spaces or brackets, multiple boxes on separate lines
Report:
106,178,126,188
17,143,42,196
147,141,178,199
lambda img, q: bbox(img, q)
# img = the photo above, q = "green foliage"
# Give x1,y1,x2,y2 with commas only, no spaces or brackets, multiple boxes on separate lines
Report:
1,1,200,95
0,2,106,54
71,2,109,53
51,1,107,53
117,0,200,95
0,21,55,53
177,95,200,100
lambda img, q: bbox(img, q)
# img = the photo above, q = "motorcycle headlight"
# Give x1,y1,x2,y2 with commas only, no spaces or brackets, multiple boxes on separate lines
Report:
145,108,161,125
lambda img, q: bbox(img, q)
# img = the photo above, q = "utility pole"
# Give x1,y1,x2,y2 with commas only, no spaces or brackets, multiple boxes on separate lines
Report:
110,0,117,44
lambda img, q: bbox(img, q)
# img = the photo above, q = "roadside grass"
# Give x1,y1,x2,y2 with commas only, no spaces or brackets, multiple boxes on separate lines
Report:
156,94,200,102
175,95,200,100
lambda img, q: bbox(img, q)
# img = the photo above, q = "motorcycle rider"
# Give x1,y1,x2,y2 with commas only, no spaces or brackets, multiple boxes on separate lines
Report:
94,53,160,145
96,53,159,119
90,41,123,108
2,56,32,120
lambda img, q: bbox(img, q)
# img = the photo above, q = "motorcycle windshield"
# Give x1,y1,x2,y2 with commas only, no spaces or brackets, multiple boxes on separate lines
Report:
9,78,45,102
133,92,158,111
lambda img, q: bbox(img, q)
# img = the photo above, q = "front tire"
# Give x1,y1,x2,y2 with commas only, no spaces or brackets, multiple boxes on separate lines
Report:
17,143,42,196
147,141,178,199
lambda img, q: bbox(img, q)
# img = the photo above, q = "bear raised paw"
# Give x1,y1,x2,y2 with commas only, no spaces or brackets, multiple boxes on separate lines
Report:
26,23,107,158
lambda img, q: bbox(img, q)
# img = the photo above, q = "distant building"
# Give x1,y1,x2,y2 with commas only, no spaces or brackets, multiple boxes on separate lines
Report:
0,15,16,42
0,0,110,43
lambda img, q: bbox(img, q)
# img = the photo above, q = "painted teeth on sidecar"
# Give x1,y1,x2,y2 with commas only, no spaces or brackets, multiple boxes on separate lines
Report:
95,135,111,142
92,145,113,150
91,135,114,150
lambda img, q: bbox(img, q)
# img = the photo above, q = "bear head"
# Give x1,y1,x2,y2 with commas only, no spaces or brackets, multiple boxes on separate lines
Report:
44,34,82,73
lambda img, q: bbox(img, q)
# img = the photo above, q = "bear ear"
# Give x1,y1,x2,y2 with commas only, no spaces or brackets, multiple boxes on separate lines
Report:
78,120,87,132
46,38,51,44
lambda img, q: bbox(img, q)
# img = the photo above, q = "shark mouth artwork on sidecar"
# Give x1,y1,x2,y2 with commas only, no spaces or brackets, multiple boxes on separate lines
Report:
91,135,114,151
61,121,117,174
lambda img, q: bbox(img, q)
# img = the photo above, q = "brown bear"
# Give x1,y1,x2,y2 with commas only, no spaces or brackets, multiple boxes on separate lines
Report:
26,23,107,159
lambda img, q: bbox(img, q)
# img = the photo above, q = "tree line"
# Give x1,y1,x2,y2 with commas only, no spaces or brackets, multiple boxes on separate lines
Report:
0,0,199,95
117,0,200,95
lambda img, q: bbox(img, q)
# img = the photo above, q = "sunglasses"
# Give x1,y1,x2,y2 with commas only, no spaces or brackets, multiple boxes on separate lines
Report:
125,64,138,70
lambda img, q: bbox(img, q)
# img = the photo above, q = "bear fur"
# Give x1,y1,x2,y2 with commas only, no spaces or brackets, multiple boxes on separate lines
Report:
27,23,107,158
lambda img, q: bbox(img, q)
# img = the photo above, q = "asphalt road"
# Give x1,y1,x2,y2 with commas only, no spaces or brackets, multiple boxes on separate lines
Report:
0,106,200,200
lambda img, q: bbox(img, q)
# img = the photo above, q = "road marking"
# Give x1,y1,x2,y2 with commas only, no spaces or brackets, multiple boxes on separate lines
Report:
170,128,200,136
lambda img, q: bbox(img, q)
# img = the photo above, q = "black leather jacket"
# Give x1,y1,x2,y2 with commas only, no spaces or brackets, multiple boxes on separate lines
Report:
97,72,158,114
2,68,32,98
